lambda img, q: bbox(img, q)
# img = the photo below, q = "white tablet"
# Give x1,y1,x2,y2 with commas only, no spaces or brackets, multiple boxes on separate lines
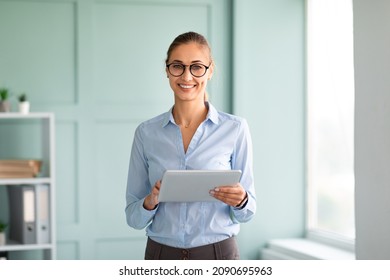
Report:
158,170,242,202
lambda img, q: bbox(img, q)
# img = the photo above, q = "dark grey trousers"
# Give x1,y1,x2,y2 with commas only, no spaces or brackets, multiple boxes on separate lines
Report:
144,237,239,260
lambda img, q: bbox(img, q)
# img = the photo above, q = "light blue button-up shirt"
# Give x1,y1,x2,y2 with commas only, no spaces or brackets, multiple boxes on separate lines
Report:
125,102,256,248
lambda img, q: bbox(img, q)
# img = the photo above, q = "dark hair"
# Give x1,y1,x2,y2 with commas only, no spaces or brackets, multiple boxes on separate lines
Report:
165,31,212,64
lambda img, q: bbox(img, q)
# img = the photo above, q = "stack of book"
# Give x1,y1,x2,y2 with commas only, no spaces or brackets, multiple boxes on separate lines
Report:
0,160,42,178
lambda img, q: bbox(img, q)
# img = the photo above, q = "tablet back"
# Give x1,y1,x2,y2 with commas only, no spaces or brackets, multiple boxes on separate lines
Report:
158,170,242,202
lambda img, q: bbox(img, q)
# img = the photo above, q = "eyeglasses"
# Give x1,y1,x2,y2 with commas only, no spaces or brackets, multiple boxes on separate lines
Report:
166,62,211,78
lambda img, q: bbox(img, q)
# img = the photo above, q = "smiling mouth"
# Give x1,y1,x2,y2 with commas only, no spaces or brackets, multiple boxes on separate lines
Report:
179,84,196,89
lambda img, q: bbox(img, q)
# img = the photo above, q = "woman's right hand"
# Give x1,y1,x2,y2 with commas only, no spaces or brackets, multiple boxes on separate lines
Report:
143,180,161,210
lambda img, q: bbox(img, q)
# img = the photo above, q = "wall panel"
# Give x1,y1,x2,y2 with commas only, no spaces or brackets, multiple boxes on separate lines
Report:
92,2,209,107
95,238,145,260
56,121,79,225
0,0,77,105
57,241,80,260
95,121,137,236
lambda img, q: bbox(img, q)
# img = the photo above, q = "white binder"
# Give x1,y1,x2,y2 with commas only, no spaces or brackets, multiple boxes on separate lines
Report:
35,184,50,244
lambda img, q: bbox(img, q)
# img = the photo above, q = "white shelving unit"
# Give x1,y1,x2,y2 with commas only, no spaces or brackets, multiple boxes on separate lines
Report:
0,113,56,259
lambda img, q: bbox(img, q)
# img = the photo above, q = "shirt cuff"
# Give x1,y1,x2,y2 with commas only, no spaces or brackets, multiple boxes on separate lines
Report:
142,197,159,212
234,192,248,209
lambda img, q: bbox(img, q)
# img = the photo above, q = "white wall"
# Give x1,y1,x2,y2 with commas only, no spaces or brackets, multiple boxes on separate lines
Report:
354,0,390,259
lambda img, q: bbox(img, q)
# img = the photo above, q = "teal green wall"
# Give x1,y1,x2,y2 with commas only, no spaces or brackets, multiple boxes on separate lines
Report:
233,0,306,259
0,0,305,260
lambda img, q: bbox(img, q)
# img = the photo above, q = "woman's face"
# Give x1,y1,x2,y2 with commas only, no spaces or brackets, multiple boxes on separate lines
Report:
166,42,213,103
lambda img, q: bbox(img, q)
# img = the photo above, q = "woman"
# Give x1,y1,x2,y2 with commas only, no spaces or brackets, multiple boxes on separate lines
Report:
125,31,256,260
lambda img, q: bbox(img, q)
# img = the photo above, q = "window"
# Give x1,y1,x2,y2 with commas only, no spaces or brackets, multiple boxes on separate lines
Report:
306,0,355,243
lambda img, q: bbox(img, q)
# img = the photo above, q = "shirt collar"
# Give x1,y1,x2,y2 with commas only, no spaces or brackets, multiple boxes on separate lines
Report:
162,102,219,128
206,102,219,125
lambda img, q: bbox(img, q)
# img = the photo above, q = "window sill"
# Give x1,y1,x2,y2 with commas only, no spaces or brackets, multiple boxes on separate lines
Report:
260,238,355,260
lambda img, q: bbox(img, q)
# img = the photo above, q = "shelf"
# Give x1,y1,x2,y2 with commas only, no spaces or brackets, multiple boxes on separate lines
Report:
0,241,54,252
0,112,53,119
0,177,52,186
0,113,56,259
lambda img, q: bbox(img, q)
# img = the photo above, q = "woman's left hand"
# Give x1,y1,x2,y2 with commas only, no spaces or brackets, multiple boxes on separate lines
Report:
209,183,247,207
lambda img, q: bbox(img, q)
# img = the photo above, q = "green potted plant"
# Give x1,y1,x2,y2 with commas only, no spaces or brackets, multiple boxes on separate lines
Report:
0,220,7,246
18,92,30,114
0,88,11,112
